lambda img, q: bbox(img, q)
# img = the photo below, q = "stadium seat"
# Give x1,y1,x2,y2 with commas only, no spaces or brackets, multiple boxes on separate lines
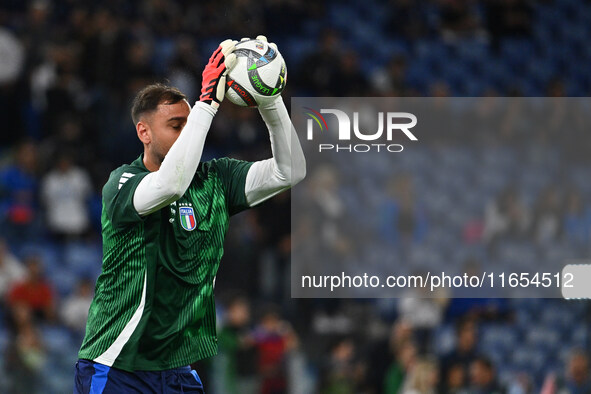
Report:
526,327,561,352
63,242,102,278
49,267,79,297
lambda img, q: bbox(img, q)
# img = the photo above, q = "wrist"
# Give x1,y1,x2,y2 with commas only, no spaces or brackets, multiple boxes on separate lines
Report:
257,95,282,111
194,101,218,117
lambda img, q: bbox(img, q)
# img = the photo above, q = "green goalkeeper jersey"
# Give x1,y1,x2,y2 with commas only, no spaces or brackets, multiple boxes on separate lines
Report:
78,154,253,371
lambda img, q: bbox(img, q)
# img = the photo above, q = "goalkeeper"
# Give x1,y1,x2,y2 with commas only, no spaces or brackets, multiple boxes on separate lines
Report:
74,37,306,393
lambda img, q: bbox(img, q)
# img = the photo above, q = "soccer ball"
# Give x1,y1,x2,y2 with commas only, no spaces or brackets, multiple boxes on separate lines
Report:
225,38,287,107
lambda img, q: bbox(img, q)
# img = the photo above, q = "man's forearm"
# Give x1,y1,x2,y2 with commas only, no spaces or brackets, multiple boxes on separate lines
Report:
244,97,306,206
133,103,216,216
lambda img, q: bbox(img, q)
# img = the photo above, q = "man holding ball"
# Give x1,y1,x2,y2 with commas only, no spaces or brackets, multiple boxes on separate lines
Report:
74,36,305,393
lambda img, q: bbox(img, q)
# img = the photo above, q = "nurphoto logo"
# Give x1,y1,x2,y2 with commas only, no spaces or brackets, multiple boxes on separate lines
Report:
303,107,418,153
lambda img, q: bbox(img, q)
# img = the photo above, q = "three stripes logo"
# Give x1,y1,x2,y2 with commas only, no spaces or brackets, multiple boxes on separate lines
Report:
118,172,135,190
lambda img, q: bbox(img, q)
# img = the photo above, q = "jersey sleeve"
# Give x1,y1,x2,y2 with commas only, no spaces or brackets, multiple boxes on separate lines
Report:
211,158,254,216
102,166,150,229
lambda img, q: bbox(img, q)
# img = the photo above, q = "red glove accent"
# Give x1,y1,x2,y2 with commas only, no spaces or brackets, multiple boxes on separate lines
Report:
199,40,237,109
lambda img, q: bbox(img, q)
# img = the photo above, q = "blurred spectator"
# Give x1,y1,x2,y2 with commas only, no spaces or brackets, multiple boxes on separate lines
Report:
485,0,533,49
263,0,309,38
371,54,409,96
0,27,24,86
318,338,365,394
384,340,418,393
39,116,97,173
555,350,591,394
443,363,468,394
440,318,478,391
7,254,56,323
167,36,201,102
41,45,87,139
40,151,92,241
4,303,46,394
506,373,533,394
531,185,563,243
398,273,449,354
366,320,412,393
483,186,530,244
0,238,25,299
217,295,258,394
385,0,429,40
402,357,439,394
79,9,127,89
0,140,40,241
297,29,342,95
225,0,266,38
253,306,298,394
438,0,486,42
256,191,292,299
307,165,351,258
380,174,428,245
468,356,505,394
447,259,512,322
0,27,25,146
332,50,368,96
60,278,93,335
563,188,591,243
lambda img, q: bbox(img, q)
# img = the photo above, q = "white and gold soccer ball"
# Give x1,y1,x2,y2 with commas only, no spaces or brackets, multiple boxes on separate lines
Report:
225,38,287,107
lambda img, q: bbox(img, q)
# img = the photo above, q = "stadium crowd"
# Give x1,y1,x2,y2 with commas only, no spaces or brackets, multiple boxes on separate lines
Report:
0,0,590,393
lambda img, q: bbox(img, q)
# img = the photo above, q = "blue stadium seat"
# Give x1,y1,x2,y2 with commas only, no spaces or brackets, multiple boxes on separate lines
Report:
481,325,519,351
407,243,447,271
406,59,434,92
533,23,555,44
501,40,536,68
41,325,74,356
526,327,561,352
511,347,547,378
576,4,591,24
16,242,62,274
327,5,357,31
432,323,456,356
49,267,78,297
571,323,588,347
536,5,564,29
527,57,558,86
64,242,102,278
497,241,538,267
0,327,9,354
455,39,489,62
540,305,577,331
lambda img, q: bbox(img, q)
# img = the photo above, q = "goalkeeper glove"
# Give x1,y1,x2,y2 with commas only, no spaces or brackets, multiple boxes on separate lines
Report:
199,39,237,110
240,35,278,51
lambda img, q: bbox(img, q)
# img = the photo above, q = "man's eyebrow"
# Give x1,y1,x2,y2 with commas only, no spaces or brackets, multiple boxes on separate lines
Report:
167,116,187,122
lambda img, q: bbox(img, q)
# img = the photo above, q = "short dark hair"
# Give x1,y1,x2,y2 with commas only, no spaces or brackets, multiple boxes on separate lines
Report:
131,83,187,125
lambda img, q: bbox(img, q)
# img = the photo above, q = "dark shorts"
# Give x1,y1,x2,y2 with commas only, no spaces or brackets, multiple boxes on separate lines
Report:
74,359,204,394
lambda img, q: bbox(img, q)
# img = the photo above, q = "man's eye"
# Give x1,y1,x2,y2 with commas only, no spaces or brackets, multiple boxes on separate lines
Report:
172,125,182,130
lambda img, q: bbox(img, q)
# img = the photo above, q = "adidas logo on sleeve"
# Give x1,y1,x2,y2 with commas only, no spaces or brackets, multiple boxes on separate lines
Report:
118,173,135,189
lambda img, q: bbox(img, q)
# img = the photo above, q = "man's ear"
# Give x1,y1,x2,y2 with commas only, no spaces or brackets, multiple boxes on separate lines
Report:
137,120,151,145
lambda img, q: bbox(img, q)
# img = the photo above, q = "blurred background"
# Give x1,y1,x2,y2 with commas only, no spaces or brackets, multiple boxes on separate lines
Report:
0,0,590,393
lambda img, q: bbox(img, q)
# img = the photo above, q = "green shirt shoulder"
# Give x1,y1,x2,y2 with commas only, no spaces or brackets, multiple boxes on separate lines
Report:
102,161,150,228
